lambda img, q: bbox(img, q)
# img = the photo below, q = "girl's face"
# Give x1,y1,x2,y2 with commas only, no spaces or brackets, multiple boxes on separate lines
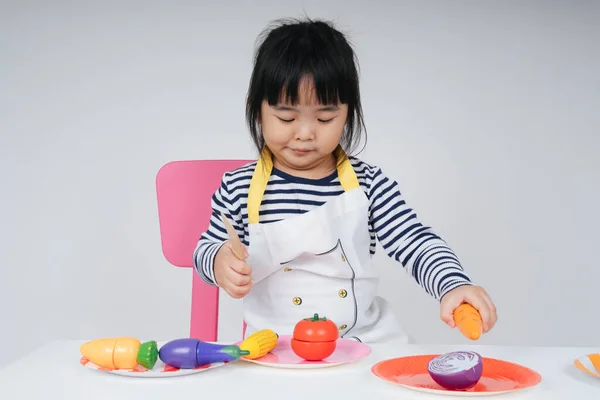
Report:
260,78,348,176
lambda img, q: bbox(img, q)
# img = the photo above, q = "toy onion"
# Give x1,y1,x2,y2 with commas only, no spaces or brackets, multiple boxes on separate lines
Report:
158,338,250,369
427,351,483,390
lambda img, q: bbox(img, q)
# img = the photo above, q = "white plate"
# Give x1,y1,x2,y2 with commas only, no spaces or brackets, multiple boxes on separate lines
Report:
80,340,230,378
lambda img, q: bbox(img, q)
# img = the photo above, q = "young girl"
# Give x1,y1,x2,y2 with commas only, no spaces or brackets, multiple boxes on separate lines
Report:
194,18,497,343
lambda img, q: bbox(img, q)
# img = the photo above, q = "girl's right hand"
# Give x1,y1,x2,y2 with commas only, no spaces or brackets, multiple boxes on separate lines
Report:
213,241,253,298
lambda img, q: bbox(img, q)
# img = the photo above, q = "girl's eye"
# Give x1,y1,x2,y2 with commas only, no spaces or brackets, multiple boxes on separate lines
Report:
318,118,335,123
277,117,294,123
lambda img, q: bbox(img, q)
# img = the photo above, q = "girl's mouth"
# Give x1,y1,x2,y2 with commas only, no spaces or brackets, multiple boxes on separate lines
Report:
291,148,312,155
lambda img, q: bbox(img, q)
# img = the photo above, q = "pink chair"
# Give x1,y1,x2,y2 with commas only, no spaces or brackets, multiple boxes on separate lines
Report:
155,159,251,341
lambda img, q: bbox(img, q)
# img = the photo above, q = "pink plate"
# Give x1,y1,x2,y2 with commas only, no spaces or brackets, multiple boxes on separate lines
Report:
239,335,371,369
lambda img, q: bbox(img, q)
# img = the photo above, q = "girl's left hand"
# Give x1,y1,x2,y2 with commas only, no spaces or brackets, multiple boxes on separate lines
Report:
440,285,497,333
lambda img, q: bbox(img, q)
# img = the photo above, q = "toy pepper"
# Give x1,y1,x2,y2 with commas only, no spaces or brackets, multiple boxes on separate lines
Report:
291,313,339,361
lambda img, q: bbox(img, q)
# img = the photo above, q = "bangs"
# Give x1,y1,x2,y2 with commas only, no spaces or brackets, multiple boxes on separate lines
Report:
252,19,358,107
262,42,353,107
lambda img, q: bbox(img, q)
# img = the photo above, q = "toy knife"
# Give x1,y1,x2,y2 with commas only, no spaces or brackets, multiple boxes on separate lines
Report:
220,212,247,260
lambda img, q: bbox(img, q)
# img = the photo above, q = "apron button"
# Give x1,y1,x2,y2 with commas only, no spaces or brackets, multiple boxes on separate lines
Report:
284,267,292,272
292,297,302,305
338,289,347,298
339,324,347,330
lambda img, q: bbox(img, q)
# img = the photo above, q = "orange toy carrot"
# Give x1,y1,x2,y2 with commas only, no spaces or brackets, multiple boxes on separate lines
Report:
453,303,483,340
80,337,158,370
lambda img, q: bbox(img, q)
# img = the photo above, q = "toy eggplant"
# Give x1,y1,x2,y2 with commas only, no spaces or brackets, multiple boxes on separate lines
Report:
80,337,158,370
159,338,250,368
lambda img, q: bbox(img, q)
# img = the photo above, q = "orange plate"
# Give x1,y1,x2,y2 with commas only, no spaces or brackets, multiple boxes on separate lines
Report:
372,354,542,397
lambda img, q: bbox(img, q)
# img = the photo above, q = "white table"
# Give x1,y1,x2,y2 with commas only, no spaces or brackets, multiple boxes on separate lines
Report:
0,340,598,399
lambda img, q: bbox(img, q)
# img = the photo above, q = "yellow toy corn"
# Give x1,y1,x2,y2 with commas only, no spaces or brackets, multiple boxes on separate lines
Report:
240,329,279,359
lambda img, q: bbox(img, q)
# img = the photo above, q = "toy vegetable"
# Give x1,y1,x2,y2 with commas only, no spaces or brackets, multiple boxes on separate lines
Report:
158,338,250,368
80,337,158,370
240,329,279,359
453,303,483,340
291,313,339,361
428,351,483,390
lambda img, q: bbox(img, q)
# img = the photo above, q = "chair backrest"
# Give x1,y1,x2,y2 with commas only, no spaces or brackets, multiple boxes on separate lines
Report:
156,159,251,341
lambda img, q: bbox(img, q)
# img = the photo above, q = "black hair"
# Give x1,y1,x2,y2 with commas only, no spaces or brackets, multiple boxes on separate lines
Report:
245,17,367,159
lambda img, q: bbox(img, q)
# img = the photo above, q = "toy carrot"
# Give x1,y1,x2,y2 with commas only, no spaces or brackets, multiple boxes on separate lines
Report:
453,303,483,340
80,337,158,370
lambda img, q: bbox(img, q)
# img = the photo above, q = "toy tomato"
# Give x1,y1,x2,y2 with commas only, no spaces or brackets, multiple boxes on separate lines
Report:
291,313,339,361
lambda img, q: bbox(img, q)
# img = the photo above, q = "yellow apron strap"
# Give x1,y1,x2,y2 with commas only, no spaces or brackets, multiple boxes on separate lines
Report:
334,146,360,191
247,147,274,225
247,145,359,225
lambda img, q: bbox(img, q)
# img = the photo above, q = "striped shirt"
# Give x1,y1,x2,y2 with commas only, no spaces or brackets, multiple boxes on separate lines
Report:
193,157,472,301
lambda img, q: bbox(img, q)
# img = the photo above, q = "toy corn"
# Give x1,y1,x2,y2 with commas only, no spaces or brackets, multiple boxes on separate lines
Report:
80,337,158,370
239,329,279,359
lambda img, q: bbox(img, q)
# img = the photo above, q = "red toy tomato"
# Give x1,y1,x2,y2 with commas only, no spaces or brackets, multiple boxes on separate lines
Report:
291,313,339,361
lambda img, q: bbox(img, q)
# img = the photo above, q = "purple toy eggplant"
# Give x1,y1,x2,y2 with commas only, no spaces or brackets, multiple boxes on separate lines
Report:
158,338,250,369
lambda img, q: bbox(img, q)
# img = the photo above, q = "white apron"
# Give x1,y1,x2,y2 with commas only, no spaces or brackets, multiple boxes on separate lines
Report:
241,147,408,344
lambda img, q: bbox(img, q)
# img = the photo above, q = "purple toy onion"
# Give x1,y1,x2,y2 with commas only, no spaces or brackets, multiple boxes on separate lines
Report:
427,351,483,390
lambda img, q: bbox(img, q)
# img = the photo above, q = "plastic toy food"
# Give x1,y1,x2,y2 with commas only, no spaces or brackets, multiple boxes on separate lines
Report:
453,303,483,340
80,337,158,370
240,329,279,359
158,338,250,368
291,313,339,361
427,351,483,390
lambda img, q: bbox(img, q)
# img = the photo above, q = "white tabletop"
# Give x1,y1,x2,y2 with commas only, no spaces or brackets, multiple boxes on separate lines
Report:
0,340,598,399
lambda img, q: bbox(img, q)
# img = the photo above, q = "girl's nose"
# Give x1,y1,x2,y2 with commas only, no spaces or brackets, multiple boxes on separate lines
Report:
294,121,316,141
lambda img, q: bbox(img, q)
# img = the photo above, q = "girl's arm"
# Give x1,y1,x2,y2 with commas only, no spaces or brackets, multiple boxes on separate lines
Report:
193,172,246,286
368,166,472,300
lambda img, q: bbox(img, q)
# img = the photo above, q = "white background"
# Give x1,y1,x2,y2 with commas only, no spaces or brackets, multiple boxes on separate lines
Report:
1,0,599,368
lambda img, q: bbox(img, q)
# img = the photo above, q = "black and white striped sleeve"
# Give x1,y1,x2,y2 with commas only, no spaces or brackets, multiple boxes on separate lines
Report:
193,171,247,286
